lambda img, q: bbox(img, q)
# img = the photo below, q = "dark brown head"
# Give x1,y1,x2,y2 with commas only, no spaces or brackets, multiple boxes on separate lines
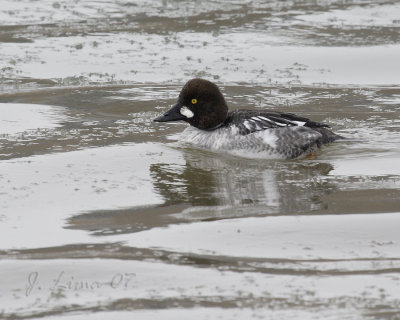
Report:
154,78,229,130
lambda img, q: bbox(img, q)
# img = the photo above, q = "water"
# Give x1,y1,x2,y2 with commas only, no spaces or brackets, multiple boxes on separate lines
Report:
1,1,400,319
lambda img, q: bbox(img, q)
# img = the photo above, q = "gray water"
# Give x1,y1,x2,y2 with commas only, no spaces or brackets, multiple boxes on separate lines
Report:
1,1,400,319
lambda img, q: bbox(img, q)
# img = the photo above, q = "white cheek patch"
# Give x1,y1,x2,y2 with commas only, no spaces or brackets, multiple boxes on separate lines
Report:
180,106,194,118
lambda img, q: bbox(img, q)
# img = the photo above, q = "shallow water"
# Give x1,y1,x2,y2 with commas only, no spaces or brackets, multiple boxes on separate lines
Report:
1,1,400,319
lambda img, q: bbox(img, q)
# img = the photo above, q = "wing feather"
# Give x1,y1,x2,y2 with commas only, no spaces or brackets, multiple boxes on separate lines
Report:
226,110,329,135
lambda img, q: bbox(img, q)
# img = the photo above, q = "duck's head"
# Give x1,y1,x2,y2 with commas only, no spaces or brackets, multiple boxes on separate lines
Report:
154,78,228,130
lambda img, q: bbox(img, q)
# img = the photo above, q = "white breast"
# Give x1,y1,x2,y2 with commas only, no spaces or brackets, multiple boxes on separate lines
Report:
178,126,281,159
176,123,323,159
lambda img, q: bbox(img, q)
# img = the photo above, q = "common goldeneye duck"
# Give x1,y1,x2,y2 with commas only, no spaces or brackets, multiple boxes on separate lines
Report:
154,78,342,159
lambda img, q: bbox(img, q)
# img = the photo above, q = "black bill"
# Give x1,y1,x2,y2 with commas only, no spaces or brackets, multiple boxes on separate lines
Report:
153,102,185,122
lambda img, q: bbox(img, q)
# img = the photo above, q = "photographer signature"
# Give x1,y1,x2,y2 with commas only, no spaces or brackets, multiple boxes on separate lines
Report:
25,271,136,296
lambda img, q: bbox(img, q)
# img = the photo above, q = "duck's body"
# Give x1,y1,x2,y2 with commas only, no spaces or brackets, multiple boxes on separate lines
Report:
154,79,342,159
179,110,338,159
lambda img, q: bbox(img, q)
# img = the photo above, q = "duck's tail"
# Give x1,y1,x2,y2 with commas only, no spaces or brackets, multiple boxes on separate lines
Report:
312,127,345,146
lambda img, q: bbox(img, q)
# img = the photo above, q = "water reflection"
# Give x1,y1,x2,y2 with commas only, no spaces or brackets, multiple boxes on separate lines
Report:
68,146,334,236
168,149,335,217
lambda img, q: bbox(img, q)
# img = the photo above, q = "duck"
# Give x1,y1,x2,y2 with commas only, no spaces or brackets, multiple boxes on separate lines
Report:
154,78,342,159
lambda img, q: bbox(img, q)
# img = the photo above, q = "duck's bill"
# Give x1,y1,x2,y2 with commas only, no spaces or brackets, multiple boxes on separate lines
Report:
153,102,186,122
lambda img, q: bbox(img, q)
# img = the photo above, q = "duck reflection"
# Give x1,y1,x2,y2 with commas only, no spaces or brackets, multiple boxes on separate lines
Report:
150,147,334,217
67,147,334,236
150,161,220,207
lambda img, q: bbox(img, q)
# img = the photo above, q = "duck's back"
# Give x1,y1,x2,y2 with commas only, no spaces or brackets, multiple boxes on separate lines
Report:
225,109,341,145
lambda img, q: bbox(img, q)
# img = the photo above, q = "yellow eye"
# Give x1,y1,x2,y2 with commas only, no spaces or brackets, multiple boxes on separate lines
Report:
191,98,197,104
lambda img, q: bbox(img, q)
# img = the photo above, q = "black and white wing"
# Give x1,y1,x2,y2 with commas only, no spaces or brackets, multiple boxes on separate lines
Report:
227,110,329,135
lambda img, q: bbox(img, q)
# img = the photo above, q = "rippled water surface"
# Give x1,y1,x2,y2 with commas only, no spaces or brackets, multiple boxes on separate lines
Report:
1,1,400,319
